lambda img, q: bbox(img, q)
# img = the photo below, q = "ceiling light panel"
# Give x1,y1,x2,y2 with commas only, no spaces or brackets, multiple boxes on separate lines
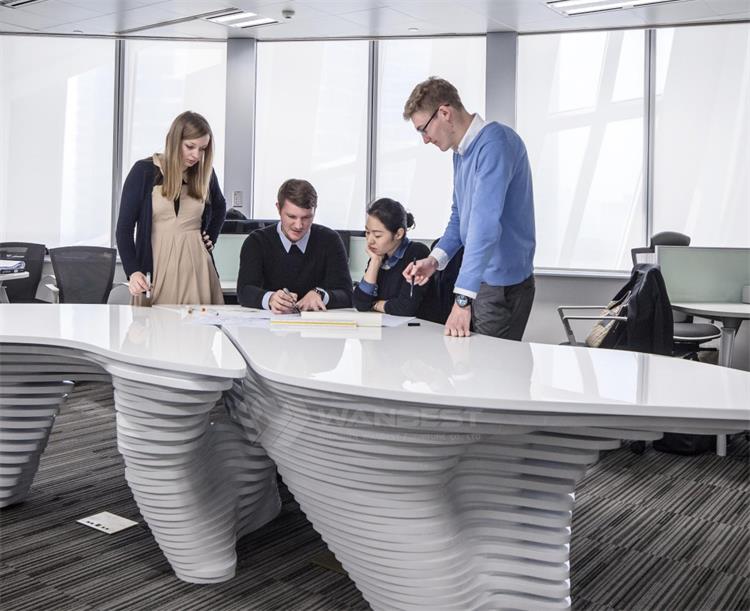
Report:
0,0,48,7
206,9,277,28
546,0,684,16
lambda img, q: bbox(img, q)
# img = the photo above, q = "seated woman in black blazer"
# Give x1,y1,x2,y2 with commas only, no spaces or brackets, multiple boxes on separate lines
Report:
353,198,430,316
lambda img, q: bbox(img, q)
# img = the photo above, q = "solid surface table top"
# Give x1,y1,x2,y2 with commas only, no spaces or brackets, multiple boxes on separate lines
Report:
0,303,246,378
224,319,750,421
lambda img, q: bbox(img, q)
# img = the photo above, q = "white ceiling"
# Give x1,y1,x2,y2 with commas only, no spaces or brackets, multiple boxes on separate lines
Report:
0,0,748,39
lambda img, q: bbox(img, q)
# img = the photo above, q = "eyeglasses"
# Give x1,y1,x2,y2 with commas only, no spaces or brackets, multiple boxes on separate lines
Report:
416,106,442,135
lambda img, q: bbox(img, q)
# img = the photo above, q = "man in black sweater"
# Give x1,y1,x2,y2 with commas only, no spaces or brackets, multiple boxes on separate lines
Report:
237,179,352,312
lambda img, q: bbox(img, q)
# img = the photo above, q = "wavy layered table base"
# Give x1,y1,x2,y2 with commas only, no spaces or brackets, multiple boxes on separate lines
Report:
0,344,280,584
0,346,108,507
236,368,746,611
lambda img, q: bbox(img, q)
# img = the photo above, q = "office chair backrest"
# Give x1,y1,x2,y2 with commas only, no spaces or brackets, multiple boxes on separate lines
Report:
0,242,46,302
220,219,277,234
631,231,690,266
49,246,116,304
334,230,366,262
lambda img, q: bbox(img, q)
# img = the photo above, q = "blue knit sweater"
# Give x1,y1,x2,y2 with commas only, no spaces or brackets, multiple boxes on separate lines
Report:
435,122,535,295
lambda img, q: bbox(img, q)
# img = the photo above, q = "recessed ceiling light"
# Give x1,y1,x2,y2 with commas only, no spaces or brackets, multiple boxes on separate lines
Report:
0,0,48,7
408,27,419,32
546,0,684,16
231,17,277,27
211,11,253,24
206,9,278,28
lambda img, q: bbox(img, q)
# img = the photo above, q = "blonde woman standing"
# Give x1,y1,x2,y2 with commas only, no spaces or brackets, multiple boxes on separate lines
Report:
116,111,226,305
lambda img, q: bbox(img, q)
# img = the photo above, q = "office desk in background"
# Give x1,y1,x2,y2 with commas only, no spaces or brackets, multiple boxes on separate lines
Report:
658,247,750,456
672,302,750,368
0,270,29,303
658,245,750,366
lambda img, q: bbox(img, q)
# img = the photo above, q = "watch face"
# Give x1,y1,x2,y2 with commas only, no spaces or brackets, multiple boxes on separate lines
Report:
455,294,470,307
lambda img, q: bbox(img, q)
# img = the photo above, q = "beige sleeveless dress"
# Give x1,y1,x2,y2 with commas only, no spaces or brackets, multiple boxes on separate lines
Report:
147,154,224,306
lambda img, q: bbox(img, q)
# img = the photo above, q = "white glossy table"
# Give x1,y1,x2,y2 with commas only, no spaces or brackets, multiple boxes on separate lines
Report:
671,302,750,368
223,320,750,611
0,304,280,583
0,271,30,303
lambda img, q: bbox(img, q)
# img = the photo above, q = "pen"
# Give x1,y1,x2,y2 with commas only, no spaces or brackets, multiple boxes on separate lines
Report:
283,287,299,312
145,272,151,300
409,257,416,298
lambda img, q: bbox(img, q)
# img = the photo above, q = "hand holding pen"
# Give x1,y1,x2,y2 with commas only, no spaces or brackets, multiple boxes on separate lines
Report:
403,256,439,287
269,288,298,314
127,271,151,296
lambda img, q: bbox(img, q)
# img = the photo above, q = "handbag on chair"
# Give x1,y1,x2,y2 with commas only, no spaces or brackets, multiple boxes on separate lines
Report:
585,290,631,348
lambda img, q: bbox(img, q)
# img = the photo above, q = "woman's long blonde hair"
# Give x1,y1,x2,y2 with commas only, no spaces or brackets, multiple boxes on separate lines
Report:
161,111,214,202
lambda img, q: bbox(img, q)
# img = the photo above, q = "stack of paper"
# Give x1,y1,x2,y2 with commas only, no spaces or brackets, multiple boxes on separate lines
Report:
0,259,25,274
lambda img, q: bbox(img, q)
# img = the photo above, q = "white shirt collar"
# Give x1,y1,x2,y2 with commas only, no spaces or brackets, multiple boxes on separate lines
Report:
276,222,311,253
457,114,486,155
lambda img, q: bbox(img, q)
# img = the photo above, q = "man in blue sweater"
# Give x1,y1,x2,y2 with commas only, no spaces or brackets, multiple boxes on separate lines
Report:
402,77,536,339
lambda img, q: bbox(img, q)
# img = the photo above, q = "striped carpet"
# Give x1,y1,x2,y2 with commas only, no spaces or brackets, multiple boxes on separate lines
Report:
0,383,747,611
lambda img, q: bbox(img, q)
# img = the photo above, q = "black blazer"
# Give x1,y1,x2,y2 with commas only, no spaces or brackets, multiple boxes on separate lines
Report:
609,263,674,356
115,158,226,278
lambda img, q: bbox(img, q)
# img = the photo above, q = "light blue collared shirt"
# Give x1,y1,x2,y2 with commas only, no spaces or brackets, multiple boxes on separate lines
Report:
275,221,310,254
261,223,328,309
358,238,411,297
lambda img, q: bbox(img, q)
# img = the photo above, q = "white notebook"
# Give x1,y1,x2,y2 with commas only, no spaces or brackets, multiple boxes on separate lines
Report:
299,310,383,327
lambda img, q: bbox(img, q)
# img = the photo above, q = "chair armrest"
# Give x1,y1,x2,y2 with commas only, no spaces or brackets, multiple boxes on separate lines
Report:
562,315,627,321
556,305,624,346
42,274,59,303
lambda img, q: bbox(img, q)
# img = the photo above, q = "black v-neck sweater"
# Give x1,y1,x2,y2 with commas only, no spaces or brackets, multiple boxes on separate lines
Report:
352,240,430,316
237,224,352,309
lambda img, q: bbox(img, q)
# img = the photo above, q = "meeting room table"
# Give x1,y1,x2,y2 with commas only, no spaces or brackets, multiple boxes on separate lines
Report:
1,304,748,610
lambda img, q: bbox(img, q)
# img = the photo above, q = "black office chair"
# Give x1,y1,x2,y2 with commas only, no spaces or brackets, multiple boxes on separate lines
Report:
48,246,117,304
0,242,46,303
631,232,721,359
558,264,716,455
220,219,277,234
558,263,674,355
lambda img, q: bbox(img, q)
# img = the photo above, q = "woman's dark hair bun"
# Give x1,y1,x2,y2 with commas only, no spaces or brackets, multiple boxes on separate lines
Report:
405,212,415,230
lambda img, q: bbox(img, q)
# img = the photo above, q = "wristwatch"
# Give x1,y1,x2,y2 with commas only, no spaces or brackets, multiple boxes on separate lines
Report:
454,293,473,308
314,287,326,300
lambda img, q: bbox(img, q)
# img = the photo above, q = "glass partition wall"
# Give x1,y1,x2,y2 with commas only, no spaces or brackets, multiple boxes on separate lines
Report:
1,26,747,270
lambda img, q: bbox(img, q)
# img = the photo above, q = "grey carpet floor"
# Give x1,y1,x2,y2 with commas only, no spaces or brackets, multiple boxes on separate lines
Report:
0,382,748,611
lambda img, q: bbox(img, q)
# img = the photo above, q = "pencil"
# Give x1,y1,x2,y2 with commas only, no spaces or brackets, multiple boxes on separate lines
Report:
409,257,416,298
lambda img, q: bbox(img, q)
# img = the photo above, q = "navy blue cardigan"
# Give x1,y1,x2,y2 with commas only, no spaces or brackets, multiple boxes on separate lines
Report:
116,158,227,278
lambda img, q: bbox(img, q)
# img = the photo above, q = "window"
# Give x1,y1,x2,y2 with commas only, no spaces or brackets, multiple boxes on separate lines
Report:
518,31,645,271
653,24,750,247
254,41,369,229
0,36,115,248
376,38,486,240
122,40,227,188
